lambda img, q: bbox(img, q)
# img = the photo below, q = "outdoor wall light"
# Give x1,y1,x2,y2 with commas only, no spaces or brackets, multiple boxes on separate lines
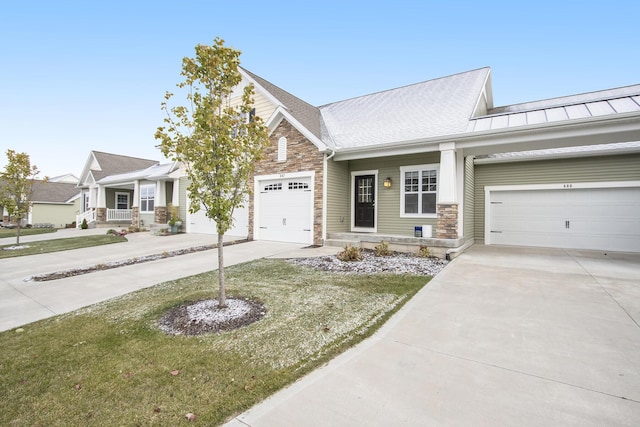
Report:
383,177,392,188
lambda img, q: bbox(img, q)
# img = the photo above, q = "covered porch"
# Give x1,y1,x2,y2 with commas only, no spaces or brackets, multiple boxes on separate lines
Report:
76,163,181,229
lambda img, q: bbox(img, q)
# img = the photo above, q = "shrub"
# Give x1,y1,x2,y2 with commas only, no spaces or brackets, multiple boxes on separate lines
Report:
80,219,88,229
337,245,363,262
127,226,139,233
374,241,392,257
417,245,431,258
106,229,117,235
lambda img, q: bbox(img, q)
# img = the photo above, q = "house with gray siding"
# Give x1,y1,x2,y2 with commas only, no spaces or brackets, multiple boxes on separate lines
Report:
238,67,640,255
76,68,640,255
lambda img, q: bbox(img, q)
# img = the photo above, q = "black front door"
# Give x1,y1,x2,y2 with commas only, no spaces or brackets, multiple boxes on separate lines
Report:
354,175,375,228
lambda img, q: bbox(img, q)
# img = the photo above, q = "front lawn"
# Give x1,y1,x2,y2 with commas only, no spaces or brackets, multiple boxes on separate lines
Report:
0,227,57,238
0,235,127,258
0,259,430,426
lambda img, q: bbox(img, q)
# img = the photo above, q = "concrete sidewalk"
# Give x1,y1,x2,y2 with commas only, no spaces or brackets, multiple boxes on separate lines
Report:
0,231,322,332
224,245,640,426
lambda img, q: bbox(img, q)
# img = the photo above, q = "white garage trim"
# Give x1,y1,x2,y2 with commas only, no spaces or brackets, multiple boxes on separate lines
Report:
485,181,640,251
253,171,315,244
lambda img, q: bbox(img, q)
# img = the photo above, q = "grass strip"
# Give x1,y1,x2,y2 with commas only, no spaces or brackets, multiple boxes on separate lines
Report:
0,258,430,426
0,235,127,258
0,227,57,238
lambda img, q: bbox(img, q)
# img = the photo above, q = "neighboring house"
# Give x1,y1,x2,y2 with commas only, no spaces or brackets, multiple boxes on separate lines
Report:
76,151,167,228
1,175,80,228
80,68,640,255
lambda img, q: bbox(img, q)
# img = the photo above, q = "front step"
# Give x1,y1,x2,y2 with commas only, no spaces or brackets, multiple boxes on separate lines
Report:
324,239,361,248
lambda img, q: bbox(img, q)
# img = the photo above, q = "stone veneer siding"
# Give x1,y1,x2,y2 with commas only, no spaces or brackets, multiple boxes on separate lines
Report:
249,120,324,245
436,203,458,239
132,207,140,227
154,206,167,225
96,207,107,222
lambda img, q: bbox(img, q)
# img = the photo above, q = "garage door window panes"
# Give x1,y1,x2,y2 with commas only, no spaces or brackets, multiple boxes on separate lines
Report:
400,165,438,217
264,183,282,191
288,182,309,190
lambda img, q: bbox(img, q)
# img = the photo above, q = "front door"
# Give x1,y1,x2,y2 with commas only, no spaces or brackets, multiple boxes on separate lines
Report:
354,175,375,228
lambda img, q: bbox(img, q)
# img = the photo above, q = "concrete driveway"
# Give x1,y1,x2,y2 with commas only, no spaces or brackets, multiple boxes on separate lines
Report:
225,245,640,426
0,230,319,332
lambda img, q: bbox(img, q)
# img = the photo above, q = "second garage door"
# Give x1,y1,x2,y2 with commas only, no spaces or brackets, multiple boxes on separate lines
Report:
257,177,313,244
487,185,640,252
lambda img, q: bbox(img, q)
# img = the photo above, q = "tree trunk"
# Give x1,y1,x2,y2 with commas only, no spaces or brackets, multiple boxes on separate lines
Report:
217,232,227,308
16,221,21,246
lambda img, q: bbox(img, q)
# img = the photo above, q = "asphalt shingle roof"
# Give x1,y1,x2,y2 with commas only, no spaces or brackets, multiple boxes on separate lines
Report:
31,181,79,203
318,68,490,149
90,151,158,181
241,68,322,140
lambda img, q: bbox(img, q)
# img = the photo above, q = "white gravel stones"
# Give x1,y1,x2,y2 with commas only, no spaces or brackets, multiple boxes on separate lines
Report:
289,250,447,276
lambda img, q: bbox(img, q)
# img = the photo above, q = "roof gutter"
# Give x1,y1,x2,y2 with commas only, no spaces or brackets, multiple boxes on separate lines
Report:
332,112,640,161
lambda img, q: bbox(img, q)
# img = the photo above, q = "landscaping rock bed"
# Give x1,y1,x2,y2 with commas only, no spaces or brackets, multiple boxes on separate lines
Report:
158,297,266,335
289,249,447,276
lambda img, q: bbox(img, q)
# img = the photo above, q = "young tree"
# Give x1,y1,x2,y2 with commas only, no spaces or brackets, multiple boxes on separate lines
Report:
0,150,42,245
155,38,269,308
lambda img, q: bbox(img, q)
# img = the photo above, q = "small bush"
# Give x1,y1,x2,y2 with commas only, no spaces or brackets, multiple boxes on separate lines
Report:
337,245,363,262
106,229,117,235
80,219,88,229
417,245,431,258
374,241,392,257
127,226,139,233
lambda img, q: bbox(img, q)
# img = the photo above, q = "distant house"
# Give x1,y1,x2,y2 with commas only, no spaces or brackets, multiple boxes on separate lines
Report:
1,175,81,228
77,67,640,255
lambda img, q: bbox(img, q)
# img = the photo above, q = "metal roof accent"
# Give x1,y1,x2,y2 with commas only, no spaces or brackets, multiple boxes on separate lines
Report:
467,85,640,133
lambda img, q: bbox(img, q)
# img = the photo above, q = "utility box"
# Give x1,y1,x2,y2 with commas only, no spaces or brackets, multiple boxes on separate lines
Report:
414,226,422,237
422,225,432,238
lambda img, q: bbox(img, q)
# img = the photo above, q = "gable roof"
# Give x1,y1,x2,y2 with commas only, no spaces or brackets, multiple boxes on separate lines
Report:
32,181,79,204
240,68,323,140
78,151,159,186
467,84,640,133
318,68,491,149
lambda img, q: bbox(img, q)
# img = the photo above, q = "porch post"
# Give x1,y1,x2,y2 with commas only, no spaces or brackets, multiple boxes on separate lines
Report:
171,178,179,206
96,185,107,222
154,180,167,224
132,180,140,227
436,142,458,239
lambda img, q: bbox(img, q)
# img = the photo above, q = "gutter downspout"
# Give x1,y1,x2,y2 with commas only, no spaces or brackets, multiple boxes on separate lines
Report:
322,149,336,244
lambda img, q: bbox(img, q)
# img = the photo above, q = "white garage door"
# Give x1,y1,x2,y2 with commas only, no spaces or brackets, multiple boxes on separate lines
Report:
186,198,249,237
257,177,313,244
487,186,640,252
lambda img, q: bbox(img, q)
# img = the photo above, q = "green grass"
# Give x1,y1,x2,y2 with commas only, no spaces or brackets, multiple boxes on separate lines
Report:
0,235,128,258
0,227,57,238
0,259,430,426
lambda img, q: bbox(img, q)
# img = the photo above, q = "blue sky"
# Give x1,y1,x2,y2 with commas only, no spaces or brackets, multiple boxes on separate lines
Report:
1,0,638,177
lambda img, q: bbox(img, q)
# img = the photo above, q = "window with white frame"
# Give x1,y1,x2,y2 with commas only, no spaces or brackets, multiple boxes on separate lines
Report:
400,164,439,217
115,192,130,210
140,185,155,213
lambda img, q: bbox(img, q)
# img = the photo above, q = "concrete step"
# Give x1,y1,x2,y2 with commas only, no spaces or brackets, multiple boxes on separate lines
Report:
324,239,361,248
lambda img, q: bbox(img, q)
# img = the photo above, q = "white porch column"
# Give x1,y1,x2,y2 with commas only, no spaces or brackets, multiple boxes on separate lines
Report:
171,178,179,206
97,185,106,208
156,180,166,206
132,180,139,207
438,142,457,203
436,142,459,239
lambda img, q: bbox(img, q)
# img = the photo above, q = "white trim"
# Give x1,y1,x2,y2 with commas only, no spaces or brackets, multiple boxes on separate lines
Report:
253,171,315,244
484,181,640,245
351,170,378,232
399,164,439,219
277,137,287,162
